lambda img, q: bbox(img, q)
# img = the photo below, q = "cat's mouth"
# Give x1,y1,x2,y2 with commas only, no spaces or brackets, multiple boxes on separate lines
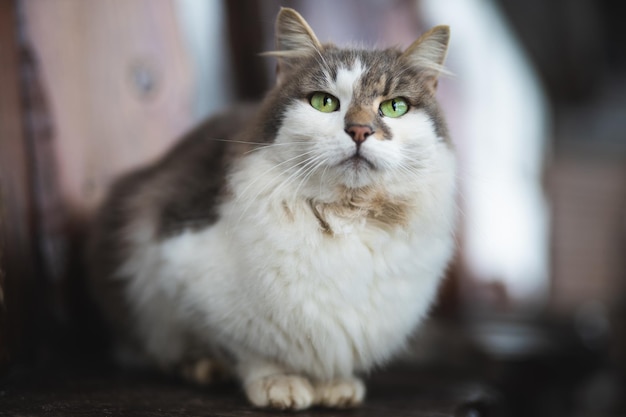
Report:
341,153,375,170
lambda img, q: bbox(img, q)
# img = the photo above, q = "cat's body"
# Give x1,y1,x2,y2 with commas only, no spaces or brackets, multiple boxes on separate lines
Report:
88,8,455,410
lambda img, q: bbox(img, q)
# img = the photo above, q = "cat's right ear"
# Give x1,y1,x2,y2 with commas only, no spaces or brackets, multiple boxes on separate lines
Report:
263,8,323,85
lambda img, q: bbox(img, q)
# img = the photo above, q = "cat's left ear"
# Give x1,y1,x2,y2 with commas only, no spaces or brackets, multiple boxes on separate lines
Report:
402,26,451,94
264,8,323,85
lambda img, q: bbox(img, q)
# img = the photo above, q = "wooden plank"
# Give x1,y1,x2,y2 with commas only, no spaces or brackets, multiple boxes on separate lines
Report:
22,0,196,215
0,0,37,369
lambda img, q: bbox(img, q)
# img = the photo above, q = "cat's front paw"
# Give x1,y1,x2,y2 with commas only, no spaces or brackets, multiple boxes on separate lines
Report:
315,377,366,408
245,374,315,410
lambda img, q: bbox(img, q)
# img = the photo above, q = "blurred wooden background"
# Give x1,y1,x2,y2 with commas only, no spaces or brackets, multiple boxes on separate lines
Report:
24,0,194,214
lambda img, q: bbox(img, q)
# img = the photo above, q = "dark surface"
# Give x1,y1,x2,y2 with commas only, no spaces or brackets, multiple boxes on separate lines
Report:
0,362,503,417
3,317,626,417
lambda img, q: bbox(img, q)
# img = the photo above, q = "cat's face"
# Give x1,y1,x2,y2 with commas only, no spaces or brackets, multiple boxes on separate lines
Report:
260,9,451,195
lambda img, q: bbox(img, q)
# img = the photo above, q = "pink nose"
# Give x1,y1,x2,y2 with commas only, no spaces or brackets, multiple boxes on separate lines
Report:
345,124,374,145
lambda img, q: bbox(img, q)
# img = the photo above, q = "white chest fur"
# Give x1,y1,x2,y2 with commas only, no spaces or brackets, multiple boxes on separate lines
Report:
120,143,456,381
120,149,457,381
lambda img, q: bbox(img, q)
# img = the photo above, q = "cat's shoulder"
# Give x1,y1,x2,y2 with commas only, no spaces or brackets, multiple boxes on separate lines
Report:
98,104,260,238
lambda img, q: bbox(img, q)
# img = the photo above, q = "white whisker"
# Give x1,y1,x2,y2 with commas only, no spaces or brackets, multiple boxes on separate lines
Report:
235,150,317,204
293,157,328,201
235,153,323,223
267,154,327,207
202,137,265,146
244,141,311,155
318,163,330,196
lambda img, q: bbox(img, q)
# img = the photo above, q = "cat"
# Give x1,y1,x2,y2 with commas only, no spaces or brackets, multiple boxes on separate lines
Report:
87,7,455,410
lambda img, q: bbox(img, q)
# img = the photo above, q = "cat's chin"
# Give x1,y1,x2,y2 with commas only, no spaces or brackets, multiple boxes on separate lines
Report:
336,158,378,189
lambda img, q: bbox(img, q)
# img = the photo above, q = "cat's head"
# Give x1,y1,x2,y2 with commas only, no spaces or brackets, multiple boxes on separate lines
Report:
258,8,452,194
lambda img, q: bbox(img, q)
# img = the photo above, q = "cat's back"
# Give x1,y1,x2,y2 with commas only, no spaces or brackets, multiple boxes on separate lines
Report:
93,103,257,239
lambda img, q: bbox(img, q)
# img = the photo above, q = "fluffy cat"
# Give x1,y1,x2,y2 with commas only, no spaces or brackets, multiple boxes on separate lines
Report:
88,8,455,410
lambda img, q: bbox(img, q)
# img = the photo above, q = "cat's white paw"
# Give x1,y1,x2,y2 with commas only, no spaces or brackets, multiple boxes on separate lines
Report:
315,377,366,408
245,374,315,410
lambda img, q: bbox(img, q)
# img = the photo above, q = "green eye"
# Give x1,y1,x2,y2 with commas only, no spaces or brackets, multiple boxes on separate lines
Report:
379,97,409,118
309,92,340,113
